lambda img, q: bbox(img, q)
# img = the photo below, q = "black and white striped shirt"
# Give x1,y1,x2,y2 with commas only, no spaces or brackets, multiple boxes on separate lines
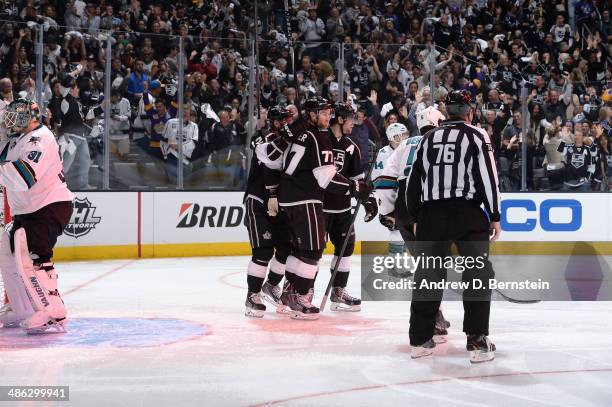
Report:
406,120,501,222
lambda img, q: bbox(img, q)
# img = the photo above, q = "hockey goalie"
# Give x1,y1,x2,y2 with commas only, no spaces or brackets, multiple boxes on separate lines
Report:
0,98,74,333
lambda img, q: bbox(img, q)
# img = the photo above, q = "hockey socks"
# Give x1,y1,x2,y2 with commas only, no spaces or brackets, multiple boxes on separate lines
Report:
267,271,283,287
331,270,349,288
267,256,285,286
246,259,269,292
247,275,265,293
293,275,313,296
285,271,297,285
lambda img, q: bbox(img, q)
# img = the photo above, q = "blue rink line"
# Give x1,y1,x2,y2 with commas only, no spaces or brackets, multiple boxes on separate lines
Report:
0,318,209,349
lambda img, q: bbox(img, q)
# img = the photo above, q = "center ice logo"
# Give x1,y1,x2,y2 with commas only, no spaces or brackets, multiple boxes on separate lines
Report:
177,203,243,228
64,198,102,238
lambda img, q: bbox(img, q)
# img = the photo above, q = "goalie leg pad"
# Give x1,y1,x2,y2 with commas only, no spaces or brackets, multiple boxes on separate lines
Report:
0,228,35,326
12,228,67,333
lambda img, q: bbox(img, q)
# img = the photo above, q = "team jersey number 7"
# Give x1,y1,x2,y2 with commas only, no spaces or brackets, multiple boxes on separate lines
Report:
284,144,306,175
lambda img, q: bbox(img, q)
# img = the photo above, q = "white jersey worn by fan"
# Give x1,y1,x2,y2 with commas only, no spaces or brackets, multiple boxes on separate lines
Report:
0,124,74,215
161,119,199,163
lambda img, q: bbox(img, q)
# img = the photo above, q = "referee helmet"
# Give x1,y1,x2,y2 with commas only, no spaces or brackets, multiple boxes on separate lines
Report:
445,89,474,119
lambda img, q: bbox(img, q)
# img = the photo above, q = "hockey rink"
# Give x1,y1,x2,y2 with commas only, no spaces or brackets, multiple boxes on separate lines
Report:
2,255,612,407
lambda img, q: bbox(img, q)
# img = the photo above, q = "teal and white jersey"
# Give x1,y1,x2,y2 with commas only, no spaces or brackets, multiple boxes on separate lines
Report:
371,145,394,182
373,136,423,215
386,135,423,182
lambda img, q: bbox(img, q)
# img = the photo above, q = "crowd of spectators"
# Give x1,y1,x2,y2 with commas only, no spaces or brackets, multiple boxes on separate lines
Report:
0,0,610,191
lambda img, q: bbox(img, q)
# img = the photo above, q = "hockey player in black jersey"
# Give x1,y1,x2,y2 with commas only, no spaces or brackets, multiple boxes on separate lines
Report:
323,102,377,311
275,97,372,320
243,106,293,317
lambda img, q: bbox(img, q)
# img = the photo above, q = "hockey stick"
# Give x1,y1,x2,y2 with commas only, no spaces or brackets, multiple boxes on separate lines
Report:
494,288,541,304
320,139,380,311
600,158,610,191
448,285,542,304
283,0,301,118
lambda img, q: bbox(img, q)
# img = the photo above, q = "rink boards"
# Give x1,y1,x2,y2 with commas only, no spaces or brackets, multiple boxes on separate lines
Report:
53,192,610,260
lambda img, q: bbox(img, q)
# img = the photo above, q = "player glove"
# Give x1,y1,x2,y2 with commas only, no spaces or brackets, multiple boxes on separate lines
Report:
379,212,395,231
280,124,295,140
349,179,373,201
362,196,378,222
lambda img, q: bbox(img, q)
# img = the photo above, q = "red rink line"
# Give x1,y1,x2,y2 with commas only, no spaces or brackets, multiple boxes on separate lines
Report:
250,367,612,407
219,270,246,290
63,260,138,296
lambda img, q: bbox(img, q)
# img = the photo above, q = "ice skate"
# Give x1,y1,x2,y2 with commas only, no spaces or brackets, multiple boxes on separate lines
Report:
411,338,436,359
330,287,361,312
437,309,450,328
306,287,315,303
433,309,449,343
0,303,23,328
386,241,412,278
245,291,266,318
467,334,496,363
286,290,319,320
261,281,290,314
388,267,413,279
433,328,447,343
280,280,294,308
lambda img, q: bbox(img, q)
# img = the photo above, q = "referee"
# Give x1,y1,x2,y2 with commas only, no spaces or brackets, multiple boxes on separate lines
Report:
405,90,501,363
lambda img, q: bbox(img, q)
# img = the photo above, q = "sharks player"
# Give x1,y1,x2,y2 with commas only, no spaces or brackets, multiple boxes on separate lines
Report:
243,106,293,317
373,106,450,340
372,122,410,277
375,107,445,252
0,98,74,333
323,102,377,312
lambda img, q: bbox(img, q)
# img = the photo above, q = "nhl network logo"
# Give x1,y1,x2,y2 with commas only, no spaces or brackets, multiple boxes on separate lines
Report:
177,203,243,228
64,197,102,238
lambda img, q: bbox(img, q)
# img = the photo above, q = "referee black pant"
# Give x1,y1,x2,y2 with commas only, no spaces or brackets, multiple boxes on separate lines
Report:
409,198,495,346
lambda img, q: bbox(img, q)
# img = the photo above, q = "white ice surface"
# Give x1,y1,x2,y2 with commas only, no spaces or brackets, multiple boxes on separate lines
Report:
1,255,612,407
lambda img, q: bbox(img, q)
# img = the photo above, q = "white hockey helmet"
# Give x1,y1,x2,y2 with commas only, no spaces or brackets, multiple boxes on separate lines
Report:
416,106,445,131
386,122,409,144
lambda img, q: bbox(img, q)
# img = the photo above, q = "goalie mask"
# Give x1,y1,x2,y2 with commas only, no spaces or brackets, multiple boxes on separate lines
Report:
4,98,38,134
